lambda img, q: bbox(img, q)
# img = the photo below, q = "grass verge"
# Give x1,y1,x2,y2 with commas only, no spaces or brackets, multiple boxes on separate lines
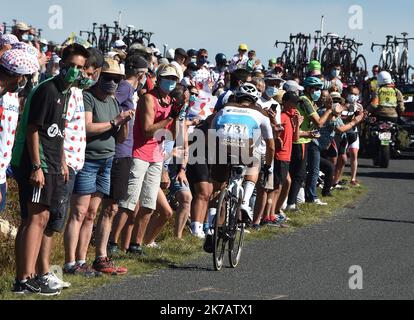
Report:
0,178,367,300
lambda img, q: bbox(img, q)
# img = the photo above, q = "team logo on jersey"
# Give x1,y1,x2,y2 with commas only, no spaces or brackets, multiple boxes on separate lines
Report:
47,124,63,138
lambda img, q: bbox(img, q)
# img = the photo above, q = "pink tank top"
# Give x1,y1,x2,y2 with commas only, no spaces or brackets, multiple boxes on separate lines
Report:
133,90,172,163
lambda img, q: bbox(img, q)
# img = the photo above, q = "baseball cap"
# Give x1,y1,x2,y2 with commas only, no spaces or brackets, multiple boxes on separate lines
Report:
125,55,149,72
284,80,304,92
269,58,277,64
282,91,301,104
114,39,127,48
175,48,188,58
102,57,125,76
0,45,40,75
239,43,248,51
157,64,179,79
15,22,31,31
264,73,285,82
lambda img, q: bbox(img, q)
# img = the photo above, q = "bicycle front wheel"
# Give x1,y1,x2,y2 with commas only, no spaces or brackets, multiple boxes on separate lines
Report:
228,218,245,268
213,190,228,271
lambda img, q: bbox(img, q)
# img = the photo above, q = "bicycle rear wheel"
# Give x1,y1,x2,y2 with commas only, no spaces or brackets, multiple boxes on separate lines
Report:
213,190,228,271
353,54,367,80
399,50,409,83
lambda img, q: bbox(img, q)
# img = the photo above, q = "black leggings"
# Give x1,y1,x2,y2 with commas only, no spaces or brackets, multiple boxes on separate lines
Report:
287,143,308,206
320,156,334,196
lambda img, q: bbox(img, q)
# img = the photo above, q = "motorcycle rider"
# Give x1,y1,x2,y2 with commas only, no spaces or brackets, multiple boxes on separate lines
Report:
369,71,405,123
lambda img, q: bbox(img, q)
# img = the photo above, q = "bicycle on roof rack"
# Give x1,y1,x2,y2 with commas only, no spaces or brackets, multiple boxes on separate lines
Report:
310,30,324,62
275,37,296,77
293,33,312,79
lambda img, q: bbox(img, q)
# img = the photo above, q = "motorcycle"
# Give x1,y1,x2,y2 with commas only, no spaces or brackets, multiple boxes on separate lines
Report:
367,118,399,168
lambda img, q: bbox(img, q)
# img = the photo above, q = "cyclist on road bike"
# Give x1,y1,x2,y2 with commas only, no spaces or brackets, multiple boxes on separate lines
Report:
210,83,275,221
369,71,405,123
204,83,275,252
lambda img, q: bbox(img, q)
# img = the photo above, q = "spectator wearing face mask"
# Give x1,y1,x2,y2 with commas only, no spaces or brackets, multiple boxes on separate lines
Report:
0,41,39,213
118,64,180,256
66,58,133,276
107,55,149,256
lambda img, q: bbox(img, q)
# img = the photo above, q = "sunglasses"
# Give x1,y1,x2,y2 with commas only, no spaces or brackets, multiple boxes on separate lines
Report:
102,74,122,83
200,56,208,59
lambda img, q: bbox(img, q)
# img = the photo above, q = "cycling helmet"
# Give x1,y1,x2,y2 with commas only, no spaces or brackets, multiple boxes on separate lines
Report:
235,83,261,102
303,76,324,89
166,48,175,60
377,71,393,86
215,53,227,66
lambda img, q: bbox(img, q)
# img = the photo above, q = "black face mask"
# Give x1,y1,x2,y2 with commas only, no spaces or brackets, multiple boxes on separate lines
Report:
98,77,119,94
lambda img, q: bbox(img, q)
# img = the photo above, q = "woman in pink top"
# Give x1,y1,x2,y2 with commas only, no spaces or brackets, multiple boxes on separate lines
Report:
118,64,180,256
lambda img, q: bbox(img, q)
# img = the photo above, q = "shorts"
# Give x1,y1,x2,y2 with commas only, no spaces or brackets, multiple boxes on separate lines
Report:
187,163,210,185
48,167,76,233
210,156,261,184
0,183,6,212
110,158,133,202
348,136,360,150
273,160,290,187
74,158,114,196
15,171,65,219
169,165,191,195
335,135,348,156
321,141,339,159
119,158,163,211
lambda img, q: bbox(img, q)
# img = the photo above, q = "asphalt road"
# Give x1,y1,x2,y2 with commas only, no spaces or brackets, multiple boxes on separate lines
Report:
76,157,414,300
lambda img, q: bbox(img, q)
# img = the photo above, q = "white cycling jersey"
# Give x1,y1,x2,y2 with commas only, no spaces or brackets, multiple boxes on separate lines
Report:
212,103,273,151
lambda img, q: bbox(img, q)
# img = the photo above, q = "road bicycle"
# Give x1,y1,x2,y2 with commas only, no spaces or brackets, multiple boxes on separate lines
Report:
320,33,342,71
275,38,296,77
395,32,414,83
340,38,367,83
310,30,324,62
212,160,247,271
294,33,312,79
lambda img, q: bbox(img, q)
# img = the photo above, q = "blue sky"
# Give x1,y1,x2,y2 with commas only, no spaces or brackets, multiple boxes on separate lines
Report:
2,0,414,69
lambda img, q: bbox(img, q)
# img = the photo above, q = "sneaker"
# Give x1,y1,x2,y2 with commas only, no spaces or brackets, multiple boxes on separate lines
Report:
127,244,146,256
39,272,71,290
313,199,328,206
260,218,271,226
13,278,41,295
322,191,334,197
203,234,214,254
19,277,61,297
93,257,128,276
333,184,348,190
146,242,161,249
251,224,261,231
108,243,124,259
277,210,291,222
192,231,206,240
285,204,298,212
64,263,102,278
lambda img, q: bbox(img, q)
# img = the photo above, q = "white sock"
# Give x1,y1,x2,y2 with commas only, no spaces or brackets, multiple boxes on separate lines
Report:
76,260,86,266
207,208,217,228
242,181,256,207
191,222,202,234
198,224,204,234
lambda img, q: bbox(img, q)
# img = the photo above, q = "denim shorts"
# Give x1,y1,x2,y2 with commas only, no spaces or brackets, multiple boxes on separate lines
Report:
0,183,6,212
74,157,114,196
169,165,191,195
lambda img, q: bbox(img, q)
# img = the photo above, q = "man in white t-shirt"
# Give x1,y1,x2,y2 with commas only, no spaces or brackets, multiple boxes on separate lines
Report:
171,48,188,82
229,44,249,72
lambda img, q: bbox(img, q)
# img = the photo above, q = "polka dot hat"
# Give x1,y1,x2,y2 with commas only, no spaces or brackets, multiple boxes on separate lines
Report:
0,43,40,75
0,34,19,47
